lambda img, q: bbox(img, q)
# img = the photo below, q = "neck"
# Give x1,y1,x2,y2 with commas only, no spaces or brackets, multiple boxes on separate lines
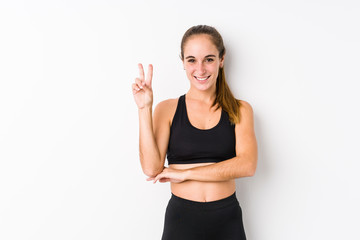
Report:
186,85,217,104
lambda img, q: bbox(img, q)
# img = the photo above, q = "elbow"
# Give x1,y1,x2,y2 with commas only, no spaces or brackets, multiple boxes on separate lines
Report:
247,166,256,177
239,157,257,178
139,153,164,178
143,166,164,178
247,160,257,177
143,169,157,178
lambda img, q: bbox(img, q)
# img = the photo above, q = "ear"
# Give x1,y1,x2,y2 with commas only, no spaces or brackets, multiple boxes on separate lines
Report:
182,59,186,70
219,54,225,68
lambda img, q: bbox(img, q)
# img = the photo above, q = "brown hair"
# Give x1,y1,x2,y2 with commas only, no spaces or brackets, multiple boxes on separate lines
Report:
180,25,241,124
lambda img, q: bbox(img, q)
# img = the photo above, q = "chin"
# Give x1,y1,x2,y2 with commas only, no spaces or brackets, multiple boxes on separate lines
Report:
194,83,216,92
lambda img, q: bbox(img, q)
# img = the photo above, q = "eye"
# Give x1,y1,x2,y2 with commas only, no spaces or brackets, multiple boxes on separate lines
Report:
187,59,195,63
206,58,214,62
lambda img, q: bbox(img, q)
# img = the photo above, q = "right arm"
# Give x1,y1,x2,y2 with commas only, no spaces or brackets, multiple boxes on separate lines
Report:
132,64,171,178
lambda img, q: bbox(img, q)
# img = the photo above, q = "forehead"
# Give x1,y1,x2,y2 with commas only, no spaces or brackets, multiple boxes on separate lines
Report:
183,34,218,57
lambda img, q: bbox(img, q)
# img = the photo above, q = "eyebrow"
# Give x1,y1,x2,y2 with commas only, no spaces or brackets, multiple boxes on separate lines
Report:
185,54,217,59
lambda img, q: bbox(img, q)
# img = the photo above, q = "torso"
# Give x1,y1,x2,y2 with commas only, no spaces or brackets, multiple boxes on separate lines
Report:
165,95,236,202
169,163,236,202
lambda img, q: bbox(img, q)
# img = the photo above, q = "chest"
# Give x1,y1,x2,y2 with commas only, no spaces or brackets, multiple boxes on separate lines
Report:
185,102,222,130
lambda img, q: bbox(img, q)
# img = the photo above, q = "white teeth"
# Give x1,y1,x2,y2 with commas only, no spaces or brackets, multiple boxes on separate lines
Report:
195,76,209,81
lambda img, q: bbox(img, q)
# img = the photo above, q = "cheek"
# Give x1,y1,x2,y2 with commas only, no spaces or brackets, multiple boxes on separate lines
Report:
185,66,195,75
211,64,220,73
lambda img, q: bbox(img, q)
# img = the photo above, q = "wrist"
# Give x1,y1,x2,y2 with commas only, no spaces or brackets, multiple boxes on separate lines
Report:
138,106,152,113
183,169,192,181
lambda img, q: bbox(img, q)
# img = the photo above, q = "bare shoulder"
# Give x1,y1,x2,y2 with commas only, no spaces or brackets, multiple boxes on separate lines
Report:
154,97,178,115
237,99,254,125
238,99,254,114
153,97,179,125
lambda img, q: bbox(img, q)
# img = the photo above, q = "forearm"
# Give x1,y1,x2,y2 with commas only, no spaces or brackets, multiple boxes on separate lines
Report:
185,155,257,182
138,107,164,177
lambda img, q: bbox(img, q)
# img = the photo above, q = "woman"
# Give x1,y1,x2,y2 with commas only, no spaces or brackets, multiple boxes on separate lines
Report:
132,25,257,240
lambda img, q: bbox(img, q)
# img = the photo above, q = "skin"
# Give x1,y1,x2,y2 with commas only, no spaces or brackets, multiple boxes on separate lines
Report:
132,34,258,202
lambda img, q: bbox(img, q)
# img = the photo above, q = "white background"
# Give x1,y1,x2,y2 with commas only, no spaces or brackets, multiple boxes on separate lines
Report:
1,0,359,239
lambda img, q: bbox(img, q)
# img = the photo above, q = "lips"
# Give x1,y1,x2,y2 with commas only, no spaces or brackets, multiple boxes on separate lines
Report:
194,76,210,81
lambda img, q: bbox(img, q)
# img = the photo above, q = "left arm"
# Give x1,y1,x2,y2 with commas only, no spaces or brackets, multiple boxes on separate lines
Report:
150,100,258,183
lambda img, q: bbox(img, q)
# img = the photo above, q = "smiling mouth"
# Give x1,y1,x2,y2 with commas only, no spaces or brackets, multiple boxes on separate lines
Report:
194,76,210,81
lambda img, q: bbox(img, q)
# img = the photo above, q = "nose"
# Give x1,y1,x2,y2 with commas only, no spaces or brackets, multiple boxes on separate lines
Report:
197,62,206,75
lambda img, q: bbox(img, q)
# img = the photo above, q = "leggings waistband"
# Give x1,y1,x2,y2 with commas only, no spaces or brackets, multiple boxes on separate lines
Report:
170,191,238,210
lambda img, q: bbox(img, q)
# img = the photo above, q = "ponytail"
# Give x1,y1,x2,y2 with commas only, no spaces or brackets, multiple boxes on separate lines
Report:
213,66,241,124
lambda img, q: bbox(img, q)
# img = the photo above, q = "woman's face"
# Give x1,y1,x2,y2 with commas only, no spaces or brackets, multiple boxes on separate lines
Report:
182,34,224,92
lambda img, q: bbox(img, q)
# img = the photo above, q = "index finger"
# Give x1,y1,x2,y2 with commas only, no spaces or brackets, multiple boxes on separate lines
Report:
138,63,145,80
146,64,153,86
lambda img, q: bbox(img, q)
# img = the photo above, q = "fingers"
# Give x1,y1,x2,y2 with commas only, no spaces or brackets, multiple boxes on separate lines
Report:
138,63,145,80
132,83,138,95
146,64,153,87
159,178,170,183
135,77,144,88
153,174,161,184
132,78,145,94
138,63,153,87
153,171,167,184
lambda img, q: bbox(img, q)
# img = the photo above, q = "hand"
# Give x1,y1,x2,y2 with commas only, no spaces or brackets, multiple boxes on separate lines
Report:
132,63,153,109
146,167,188,184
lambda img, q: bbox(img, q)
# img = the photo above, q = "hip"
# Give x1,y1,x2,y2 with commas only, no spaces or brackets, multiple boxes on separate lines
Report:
162,191,246,240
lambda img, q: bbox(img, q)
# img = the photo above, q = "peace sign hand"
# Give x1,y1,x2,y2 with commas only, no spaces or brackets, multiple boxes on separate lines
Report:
132,63,153,109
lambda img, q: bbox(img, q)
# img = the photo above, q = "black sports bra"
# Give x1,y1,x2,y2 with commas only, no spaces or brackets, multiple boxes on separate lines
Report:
166,94,236,165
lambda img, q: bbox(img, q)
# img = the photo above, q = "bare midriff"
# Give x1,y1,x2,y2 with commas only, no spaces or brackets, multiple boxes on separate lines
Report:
168,162,236,202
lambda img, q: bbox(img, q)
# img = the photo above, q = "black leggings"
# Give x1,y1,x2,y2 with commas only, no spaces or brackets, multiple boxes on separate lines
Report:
161,191,246,240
